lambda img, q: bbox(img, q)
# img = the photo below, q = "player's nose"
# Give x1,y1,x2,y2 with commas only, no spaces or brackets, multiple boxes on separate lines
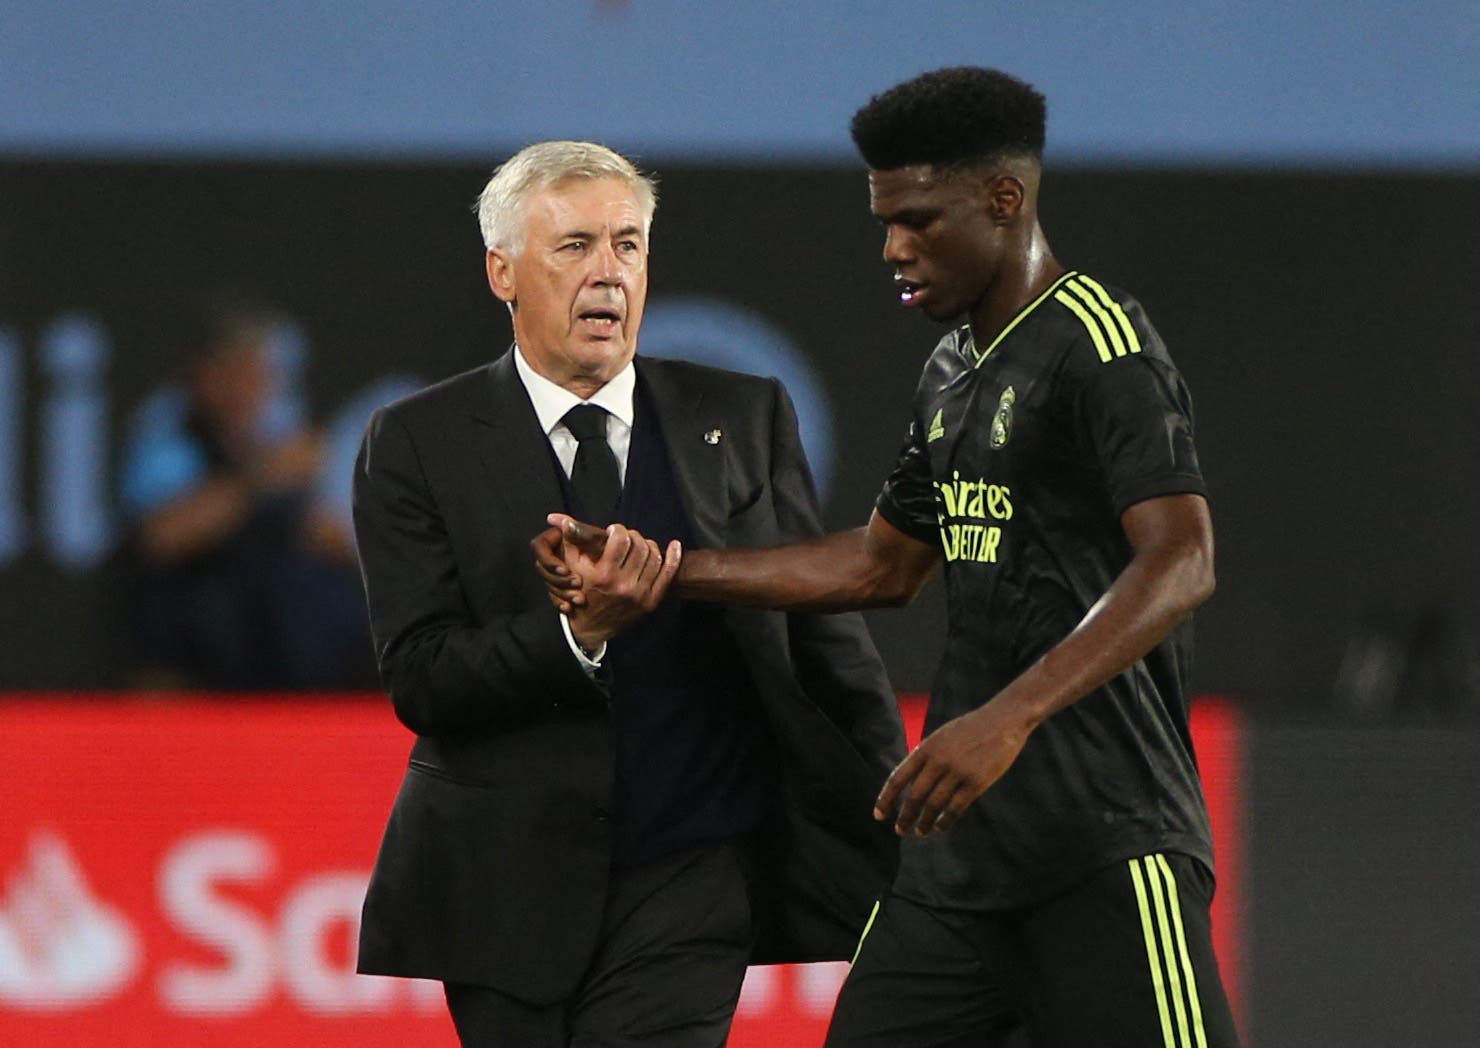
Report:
883,225,915,264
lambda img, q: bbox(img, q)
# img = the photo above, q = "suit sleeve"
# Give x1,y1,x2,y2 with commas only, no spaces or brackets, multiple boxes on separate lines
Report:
762,380,907,783
352,407,605,735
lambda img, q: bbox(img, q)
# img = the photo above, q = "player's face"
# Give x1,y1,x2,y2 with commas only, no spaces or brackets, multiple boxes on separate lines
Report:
486,176,648,394
868,165,1006,323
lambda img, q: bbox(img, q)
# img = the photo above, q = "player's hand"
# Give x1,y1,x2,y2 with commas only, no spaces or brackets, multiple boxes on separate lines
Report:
533,515,615,613
547,514,609,558
873,700,1034,837
563,524,682,651
532,524,585,613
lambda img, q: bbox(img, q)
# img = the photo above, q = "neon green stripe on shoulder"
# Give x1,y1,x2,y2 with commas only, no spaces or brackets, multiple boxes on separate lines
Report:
974,270,1078,366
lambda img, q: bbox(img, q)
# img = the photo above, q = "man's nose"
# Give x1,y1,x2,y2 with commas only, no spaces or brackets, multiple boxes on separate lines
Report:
591,239,624,285
882,226,914,264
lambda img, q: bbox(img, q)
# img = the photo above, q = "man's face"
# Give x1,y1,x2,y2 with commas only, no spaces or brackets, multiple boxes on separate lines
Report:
191,339,273,441
486,176,648,393
868,165,1005,323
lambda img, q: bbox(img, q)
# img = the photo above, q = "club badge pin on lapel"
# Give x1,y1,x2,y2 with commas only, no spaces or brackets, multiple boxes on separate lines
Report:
704,428,722,445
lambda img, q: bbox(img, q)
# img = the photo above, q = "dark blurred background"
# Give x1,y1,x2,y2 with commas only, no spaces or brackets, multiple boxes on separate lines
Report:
3,4,1479,1044
4,163,1479,713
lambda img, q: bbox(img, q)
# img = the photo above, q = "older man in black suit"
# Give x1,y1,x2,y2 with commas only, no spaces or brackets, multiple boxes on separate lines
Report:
351,141,905,1047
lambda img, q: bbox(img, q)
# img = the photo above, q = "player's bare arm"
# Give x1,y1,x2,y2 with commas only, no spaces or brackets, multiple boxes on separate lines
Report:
535,509,940,614
877,492,1215,837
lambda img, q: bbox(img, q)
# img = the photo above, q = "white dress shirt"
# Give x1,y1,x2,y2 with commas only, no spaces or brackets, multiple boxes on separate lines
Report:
513,346,635,482
512,346,637,672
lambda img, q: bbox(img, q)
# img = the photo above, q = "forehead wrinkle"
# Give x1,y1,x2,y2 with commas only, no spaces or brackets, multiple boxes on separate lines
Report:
527,182,646,245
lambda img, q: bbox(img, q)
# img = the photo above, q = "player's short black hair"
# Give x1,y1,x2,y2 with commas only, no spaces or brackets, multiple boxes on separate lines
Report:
850,66,1047,172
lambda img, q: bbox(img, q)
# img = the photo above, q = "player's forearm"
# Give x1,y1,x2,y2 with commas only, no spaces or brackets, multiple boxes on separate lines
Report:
677,526,919,612
992,539,1215,730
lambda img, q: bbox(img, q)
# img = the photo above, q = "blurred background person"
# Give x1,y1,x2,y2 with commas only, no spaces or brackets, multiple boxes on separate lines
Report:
115,294,372,690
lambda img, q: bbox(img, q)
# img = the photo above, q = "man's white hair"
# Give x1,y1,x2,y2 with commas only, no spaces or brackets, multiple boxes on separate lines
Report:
475,140,658,254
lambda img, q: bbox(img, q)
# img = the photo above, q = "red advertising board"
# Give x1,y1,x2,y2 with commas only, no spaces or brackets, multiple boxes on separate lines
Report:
0,694,1241,1046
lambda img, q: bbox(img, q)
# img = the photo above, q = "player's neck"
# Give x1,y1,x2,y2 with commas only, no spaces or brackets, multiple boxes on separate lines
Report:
968,225,1063,348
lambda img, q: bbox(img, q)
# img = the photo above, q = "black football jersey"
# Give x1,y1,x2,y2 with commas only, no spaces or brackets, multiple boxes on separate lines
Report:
876,271,1214,909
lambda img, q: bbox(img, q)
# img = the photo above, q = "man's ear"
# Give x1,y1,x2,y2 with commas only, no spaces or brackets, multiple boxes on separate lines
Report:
486,250,516,303
987,174,1026,224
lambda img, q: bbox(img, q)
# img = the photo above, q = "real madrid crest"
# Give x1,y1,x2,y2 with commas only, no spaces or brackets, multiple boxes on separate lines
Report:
989,386,1015,449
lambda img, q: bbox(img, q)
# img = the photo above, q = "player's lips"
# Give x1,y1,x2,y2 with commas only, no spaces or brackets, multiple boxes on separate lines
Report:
894,277,928,307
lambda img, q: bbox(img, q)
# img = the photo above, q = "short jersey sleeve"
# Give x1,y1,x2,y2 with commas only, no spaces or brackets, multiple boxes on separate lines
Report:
875,418,941,546
1065,352,1207,517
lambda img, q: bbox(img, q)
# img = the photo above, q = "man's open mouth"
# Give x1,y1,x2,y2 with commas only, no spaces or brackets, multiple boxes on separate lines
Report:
895,279,927,305
579,308,622,329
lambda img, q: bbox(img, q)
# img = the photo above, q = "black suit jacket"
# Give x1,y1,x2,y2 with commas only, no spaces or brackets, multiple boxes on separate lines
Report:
352,350,905,1004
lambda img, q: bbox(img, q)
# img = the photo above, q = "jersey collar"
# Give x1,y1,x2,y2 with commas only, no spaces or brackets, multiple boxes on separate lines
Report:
969,270,1079,367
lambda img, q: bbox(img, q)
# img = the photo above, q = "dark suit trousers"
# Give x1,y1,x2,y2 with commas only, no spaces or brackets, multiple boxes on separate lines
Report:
443,842,753,1048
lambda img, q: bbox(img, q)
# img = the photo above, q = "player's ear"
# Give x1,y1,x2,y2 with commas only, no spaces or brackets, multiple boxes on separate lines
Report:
987,175,1026,224
486,250,516,303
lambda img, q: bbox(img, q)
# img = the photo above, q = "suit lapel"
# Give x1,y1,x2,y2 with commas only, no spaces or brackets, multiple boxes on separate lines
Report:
468,350,566,525
637,358,727,548
468,353,730,542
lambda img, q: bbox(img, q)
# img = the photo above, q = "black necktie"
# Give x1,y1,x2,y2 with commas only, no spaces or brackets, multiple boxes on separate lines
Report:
562,403,622,526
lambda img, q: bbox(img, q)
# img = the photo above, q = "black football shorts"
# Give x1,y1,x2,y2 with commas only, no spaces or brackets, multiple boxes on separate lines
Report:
825,851,1241,1048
